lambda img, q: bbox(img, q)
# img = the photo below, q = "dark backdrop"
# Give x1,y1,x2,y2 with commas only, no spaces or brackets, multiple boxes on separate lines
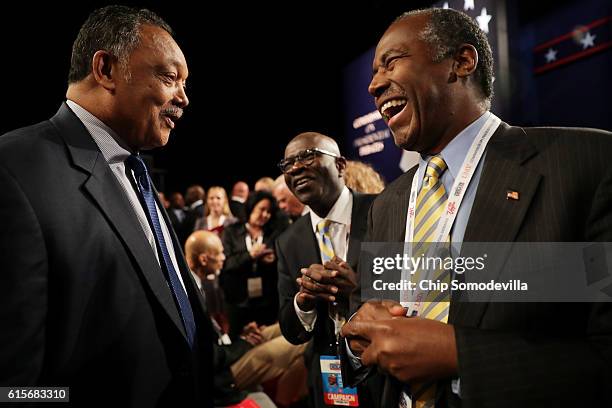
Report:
2,0,609,196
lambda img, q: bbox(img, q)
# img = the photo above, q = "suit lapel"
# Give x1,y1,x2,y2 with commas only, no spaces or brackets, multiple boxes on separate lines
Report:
347,192,369,268
295,217,321,268
451,123,541,326
391,169,417,242
51,103,189,343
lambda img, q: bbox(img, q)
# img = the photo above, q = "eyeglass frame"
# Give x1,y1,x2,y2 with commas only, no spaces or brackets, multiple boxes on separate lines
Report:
277,147,341,173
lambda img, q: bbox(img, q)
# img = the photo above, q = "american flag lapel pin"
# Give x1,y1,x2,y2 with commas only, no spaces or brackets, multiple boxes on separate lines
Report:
506,190,520,201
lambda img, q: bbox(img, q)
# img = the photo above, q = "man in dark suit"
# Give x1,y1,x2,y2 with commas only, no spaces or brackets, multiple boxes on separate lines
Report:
341,8,612,408
276,132,377,408
230,181,249,223
0,6,214,407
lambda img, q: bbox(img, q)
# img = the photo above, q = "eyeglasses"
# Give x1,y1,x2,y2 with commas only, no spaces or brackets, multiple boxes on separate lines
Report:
277,148,340,173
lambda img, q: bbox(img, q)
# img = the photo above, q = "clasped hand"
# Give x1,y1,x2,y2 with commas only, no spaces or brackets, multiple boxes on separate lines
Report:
340,300,458,383
295,256,357,311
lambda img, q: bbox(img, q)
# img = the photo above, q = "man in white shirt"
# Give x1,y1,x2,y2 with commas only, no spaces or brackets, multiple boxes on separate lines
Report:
276,132,377,408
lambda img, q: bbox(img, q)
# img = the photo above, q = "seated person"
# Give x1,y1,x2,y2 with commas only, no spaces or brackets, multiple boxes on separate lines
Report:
185,231,306,406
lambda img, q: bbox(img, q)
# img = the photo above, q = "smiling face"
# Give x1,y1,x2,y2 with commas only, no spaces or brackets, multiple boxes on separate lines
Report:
248,198,272,228
369,14,458,154
111,24,189,150
283,133,346,217
206,187,226,216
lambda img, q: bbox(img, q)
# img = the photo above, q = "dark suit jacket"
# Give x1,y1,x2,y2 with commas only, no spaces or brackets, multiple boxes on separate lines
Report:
229,199,247,223
220,222,286,335
347,123,612,407
277,191,377,408
0,103,215,407
212,335,252,406
168,207,192,246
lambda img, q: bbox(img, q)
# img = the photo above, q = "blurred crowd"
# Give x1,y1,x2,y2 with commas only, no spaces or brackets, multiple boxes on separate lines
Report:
155,160,385,407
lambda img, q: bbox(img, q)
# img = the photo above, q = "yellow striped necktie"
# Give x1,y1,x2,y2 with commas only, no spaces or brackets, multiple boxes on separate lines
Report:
406,155,451,408
316,219,335,262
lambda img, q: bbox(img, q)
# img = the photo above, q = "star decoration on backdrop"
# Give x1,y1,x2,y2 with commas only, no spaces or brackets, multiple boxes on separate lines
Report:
476,7,492,33
544,48,558,62
464,0,474,11
580,31,596,49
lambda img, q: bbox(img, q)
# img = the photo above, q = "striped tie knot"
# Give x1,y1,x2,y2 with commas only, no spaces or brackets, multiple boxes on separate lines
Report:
317,219,333,234
423,155,447,188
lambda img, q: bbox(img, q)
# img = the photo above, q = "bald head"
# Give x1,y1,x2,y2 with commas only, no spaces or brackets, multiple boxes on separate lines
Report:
231,181,249,201
285,132,341,157
282,131,346,217
184,230,225,276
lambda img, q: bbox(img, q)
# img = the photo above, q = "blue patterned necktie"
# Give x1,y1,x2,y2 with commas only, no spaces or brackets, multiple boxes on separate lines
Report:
126,154,196,348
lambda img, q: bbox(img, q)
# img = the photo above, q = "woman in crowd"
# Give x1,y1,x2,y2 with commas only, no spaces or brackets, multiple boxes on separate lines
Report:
194,186,237,235
344,160,386,194
220,191,284,337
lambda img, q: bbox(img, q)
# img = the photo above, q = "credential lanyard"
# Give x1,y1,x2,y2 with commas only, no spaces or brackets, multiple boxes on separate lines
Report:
401,112,501,315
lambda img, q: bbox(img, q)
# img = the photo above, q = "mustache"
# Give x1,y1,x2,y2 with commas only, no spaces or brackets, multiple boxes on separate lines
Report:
161,106,183,119
380,85,407,100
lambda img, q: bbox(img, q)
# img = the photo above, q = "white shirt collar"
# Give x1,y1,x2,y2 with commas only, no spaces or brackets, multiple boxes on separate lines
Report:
190,271,202,290
190,199,203,209
419,111,491,182
309,186,352,233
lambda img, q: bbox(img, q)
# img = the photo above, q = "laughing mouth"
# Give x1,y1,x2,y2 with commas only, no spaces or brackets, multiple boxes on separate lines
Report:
380,98,407,122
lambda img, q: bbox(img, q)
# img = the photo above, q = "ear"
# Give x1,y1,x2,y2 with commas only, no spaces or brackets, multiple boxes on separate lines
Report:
336,156,347,178
452,44,478,80
198,253,208,267
91,50,119,91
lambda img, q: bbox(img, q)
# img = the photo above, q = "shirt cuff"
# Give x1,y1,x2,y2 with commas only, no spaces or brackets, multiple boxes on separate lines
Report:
293,294,317,332
451,378,461,397
344,337,363,369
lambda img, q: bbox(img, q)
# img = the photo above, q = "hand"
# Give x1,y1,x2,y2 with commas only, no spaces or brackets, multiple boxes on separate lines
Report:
344,300,406,355
341,316,458,383
249,243,270,259
295,263,337,311
322,257,358,301
295,256,357,309
261,251,276,264
240,321,264,346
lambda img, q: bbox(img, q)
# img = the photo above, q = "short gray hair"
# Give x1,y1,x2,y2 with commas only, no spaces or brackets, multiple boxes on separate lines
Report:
68,5,173,84
396,8,494,105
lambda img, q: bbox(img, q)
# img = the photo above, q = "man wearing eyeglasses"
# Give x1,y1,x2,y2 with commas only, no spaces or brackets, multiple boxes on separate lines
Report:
276,132,379,408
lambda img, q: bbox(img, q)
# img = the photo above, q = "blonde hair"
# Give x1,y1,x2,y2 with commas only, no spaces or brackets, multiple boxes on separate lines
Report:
205,186,233,217
254,177,275,192
344,161,385,194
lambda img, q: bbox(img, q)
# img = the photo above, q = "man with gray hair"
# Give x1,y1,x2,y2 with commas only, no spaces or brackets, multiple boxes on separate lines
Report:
0,5,214,406
341,7,612,408
272,175,308,222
